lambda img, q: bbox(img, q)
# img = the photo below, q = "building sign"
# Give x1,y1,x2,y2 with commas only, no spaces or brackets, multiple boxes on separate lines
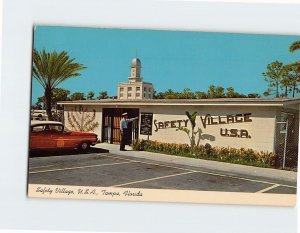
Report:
199,113,253,138
200,113,252,128
152,112,253,139
154,119,189,132
220,129,251,138
140,112,153,135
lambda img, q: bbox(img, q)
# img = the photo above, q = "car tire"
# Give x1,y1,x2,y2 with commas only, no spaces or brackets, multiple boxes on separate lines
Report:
80,142,90,151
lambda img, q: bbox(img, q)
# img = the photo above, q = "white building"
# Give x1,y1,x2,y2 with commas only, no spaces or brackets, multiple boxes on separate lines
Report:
57,57,300,169
118,58,154,99
58,98,299,169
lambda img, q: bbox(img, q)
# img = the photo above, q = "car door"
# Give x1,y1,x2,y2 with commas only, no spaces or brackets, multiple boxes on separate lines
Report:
30,125,53,149
48,124,66,149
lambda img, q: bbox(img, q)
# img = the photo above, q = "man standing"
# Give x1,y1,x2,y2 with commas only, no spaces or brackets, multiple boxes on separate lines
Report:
120,112,138,151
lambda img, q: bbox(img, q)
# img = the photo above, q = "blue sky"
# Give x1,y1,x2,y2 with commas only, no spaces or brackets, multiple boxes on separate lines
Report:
31,26,300,103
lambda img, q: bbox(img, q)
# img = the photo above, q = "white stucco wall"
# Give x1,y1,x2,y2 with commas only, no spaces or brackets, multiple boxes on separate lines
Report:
138,105,277,152
61,103,297,153
63,105,102,139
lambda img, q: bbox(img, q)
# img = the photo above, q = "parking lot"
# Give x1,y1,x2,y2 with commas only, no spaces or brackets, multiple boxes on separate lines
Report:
28,148,297,194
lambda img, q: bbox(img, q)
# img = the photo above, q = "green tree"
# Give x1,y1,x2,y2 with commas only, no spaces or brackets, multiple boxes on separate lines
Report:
36,88,70,108
32,49,86,120
179,88,196,99
97,91,108,100
208,85,225,98
164,89,178,99
284,65,300,97
262,61,284,98
36,96,45,108
153,91,165,99
226,87,237,98
87,91,95,100
195,91,208,99
280,67,292,97
70,92,86,100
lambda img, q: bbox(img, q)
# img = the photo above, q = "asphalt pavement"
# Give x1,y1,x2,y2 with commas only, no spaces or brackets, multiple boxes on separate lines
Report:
28,144,297,194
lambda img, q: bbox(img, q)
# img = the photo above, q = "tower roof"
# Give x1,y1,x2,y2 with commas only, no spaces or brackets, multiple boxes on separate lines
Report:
131,58,141,68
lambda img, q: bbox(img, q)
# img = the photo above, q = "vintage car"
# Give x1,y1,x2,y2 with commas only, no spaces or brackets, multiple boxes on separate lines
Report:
30,121,98,151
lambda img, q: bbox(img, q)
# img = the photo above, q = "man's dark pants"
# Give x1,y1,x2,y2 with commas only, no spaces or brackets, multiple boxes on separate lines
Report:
120,129,127,151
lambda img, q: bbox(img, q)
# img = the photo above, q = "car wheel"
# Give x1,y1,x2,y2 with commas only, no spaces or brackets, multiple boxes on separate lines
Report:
80,142,90,151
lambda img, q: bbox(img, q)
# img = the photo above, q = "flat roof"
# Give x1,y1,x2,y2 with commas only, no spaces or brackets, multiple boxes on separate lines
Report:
57,98,300,108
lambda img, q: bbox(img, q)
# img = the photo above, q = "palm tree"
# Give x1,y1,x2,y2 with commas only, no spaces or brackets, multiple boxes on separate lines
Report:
32,49,86,120
289,41,300,73
87,91,95,100
97,91,108,100
176,111,201,149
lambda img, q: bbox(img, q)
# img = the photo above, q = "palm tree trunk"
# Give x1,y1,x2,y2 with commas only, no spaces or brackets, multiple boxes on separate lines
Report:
276,82,279,98
45,87,53,121
293,84,296,97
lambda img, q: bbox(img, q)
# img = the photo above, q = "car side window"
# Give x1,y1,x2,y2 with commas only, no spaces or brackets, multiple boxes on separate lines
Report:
31,124,63,133
49,125,63,133
32,125,44,132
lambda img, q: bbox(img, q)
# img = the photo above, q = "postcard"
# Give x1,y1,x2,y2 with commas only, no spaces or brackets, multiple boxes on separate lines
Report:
28,26,299,206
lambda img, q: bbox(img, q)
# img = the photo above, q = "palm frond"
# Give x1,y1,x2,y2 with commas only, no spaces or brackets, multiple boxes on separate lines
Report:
290,41,300,53
32,48,86,120
185,111,197,128
284,61,300,73
32,49,86,90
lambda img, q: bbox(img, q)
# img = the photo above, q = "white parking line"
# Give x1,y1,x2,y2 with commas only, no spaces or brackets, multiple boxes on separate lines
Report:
29,153,297,190
101,154,296,189
29,161,135,174
99,154,198,172
29,165,56,169
111,171,197,187
29,154,111,170
256,184,281,193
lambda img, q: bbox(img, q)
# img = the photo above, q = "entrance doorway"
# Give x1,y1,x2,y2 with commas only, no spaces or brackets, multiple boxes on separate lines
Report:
102,108,139,144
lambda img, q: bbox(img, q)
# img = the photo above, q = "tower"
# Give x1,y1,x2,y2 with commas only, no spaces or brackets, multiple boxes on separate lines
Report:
129,58,142,83
118,57,154,99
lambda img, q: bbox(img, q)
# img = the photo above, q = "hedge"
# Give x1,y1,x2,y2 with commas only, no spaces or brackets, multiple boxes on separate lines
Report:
132,140,276,168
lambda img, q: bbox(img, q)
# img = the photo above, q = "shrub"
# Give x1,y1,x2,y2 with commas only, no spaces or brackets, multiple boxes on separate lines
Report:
132,140,276,168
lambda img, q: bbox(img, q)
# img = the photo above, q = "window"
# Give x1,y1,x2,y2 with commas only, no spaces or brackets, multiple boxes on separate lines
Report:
49,125,63,133
31,124,63,133
136,87,140,91
120,93,123,97
144,87,146,91
31,125,44,132
120,87,124,92
128,87,132,91
136,93,140,97
148,88,152,93
128,93,132,97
